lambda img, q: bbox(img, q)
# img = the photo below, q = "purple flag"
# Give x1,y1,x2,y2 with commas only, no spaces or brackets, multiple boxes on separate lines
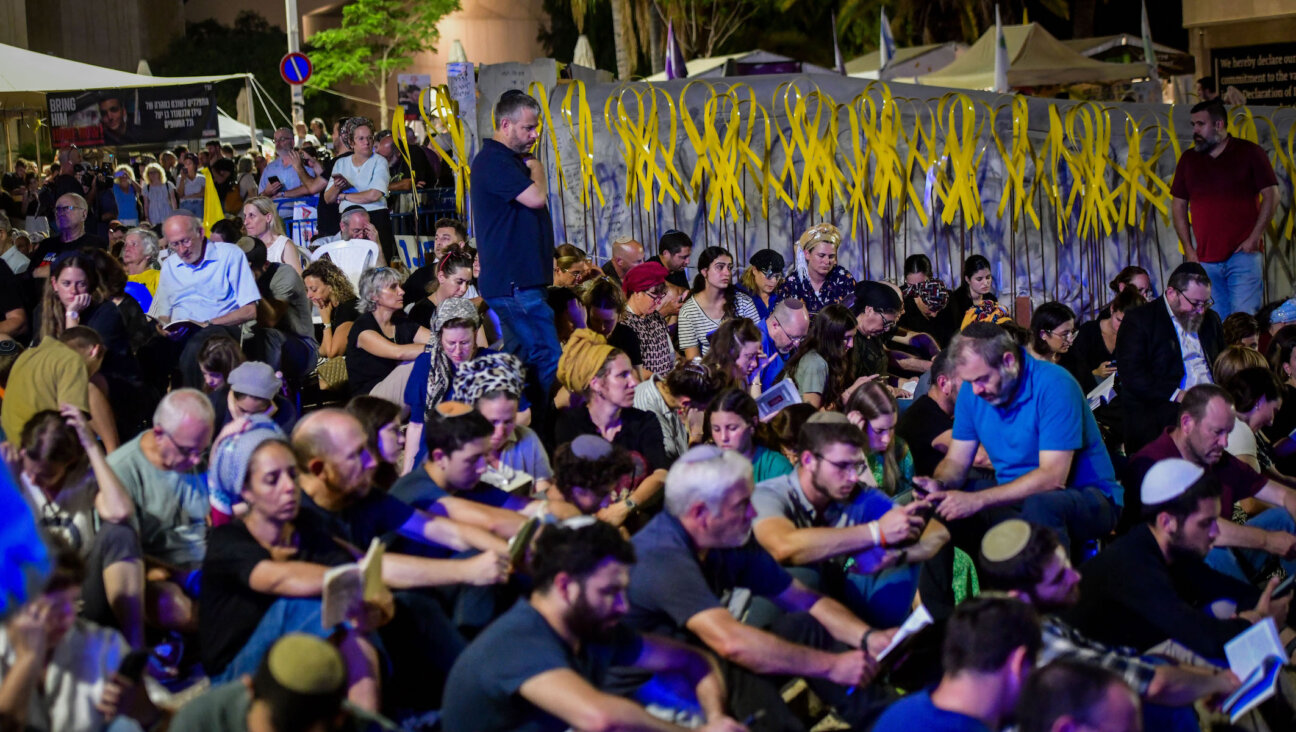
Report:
666,20,687,80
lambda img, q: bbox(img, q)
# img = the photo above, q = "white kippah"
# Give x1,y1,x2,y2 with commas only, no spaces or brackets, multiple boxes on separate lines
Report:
1141,458,1206,507
981,519,1032,563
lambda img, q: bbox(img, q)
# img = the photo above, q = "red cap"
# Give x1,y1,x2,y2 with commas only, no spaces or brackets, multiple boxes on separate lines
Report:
621,260,669,295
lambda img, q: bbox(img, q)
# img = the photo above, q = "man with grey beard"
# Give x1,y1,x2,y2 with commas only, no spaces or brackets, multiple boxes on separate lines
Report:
1115,262,1225,454
914,323,1120,556
1171,98,1277,318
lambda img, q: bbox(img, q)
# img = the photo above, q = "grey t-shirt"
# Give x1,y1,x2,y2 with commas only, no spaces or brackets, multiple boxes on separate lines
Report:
106,433,209,567
632,376,688,460
793,351,829,396
500,425,553,481
268,264,314,339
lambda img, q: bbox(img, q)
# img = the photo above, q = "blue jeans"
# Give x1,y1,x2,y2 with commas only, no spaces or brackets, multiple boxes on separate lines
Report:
1205,507,1296,583
1201,250,1263,317
212,596,329,683
484,287,561,396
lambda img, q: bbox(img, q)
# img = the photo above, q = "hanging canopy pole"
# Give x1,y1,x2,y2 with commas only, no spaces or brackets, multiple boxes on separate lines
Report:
246,74,259,152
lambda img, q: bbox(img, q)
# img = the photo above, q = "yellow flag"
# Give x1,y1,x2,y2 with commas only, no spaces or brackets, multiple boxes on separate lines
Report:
201,166,223,236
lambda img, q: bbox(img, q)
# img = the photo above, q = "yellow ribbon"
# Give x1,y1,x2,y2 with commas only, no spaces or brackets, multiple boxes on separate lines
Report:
418,86,471,215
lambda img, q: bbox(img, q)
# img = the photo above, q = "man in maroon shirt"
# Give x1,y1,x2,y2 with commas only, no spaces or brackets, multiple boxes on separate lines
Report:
1122,384,1296,585
1170,99,1278,318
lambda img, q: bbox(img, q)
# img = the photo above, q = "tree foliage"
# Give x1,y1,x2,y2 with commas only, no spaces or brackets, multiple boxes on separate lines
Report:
150,11,346,130
307,0,459,129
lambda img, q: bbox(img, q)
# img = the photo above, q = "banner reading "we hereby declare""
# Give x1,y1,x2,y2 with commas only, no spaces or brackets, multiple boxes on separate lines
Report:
48,83,219,148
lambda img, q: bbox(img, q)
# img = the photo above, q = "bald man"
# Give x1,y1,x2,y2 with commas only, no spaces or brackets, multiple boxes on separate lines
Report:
291,409,511,562
30,193,108,278
600,237,644,285
291,409,513,710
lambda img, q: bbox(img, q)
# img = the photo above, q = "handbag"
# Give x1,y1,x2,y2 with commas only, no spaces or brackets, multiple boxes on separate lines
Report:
317,355,349,390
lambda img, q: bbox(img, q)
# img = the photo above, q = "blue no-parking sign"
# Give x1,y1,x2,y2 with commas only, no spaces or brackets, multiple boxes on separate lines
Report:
280,52,313,85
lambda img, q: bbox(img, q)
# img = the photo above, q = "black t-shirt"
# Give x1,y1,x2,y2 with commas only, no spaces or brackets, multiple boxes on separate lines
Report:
1068,524,1255,661
1061,318,1111,394
344,310,422,395
0,262,23,317
609,512,791,695
606,323,642,369
297,491,416,550
665,269,690,290
333,298,361,327
402,264,438,307
552,406,668,473
388,149,435,190
897,297,959,348
31,298,136,379
408,298,436,329
895,394,954,477
29,232,108,275
199,514,352,676
1265,383,1296,476
0,191,21,220
441,600,643,732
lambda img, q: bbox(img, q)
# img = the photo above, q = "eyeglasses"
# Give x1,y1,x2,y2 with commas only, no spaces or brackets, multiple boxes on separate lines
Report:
54,205,84,213
1171,287,1213,312
879,313,898,333
814,453,869,475
1048,327,1077,341
161,430,206,460
770,315,805,346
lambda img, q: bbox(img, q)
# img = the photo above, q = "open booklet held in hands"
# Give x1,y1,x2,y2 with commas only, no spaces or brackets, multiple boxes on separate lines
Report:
1221,617,1288,722
322,538,386,629
757,379,802,422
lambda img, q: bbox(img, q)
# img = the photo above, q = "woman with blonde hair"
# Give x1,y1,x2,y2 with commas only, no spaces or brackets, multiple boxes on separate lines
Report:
108,165,143,228
241,195,302,274
775,223,856,314
1214,345,1269,387
141,162,177,228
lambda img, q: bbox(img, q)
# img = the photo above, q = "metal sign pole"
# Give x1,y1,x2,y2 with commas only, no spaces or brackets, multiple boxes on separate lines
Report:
285,0,305,127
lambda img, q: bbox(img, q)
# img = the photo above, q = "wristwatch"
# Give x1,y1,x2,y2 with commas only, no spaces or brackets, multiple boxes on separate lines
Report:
624,497,639,513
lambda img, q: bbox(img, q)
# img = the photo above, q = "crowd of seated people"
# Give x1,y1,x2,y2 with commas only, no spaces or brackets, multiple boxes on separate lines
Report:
2,93,1296,732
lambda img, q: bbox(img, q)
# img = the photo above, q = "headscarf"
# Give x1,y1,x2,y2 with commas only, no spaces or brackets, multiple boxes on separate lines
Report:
454,352,526,405
556,329,616,394
424,297,481,419
902,279,950,313
793,223,842,283
208,415,287,519
961,299,1013,329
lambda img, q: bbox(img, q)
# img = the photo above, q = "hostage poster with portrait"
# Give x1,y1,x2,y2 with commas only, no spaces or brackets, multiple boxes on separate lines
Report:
47,84,219,148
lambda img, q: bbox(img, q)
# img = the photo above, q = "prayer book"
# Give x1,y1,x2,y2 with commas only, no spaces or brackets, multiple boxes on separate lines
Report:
322,538,385,628
1221,618,1286,722
757,379,801,421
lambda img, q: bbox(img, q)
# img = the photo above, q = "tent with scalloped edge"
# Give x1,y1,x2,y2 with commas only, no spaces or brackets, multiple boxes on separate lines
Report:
917,22,1148,90
845,42,965,81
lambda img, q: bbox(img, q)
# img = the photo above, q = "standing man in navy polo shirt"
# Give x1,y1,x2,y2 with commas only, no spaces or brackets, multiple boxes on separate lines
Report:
471,91,560,413
1171,99,1278,317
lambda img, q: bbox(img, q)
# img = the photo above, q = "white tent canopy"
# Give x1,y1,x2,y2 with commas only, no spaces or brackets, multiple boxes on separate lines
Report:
644,50,835,82
0,41,244,94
